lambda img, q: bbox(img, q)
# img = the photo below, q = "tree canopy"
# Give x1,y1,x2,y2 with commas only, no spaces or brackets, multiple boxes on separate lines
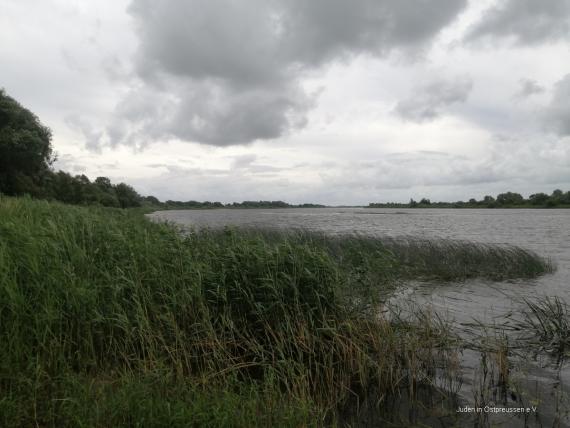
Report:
0,89,53,195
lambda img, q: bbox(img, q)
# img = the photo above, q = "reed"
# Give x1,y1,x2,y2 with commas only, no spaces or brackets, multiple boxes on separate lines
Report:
0,196,553,426
517,297,570,356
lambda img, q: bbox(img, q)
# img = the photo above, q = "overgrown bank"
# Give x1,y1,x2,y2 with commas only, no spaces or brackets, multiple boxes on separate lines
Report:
0,196,554,426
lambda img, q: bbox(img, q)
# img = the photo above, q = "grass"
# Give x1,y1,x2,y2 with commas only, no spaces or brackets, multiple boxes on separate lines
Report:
0,196,554,426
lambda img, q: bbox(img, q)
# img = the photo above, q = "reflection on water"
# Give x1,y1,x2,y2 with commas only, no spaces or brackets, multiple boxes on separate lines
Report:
149,208,570,426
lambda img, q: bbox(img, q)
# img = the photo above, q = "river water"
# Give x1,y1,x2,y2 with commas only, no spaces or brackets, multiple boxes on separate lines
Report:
149,208,570,426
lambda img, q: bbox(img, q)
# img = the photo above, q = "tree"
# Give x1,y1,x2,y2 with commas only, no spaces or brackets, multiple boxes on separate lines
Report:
496,192,524,206
95,176,113,191
549,189,564,206
0,89,54,195
49,171,76,204
143,195,162,206
114,183,142,208
529,193,549,206
93,176,120,207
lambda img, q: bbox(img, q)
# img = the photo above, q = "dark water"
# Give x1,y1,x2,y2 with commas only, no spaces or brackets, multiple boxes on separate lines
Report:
149,208,570,426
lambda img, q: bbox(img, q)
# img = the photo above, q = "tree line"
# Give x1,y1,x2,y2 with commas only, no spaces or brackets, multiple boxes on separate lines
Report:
0,89,145,208
369,190,570,209
162,200,325,209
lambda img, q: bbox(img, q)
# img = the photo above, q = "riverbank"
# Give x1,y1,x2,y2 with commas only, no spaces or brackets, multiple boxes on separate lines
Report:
0,196,559,426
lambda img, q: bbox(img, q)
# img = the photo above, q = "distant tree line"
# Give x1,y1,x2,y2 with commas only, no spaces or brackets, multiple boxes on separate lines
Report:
226,201,325,209
369,190,570,209
156,200,326,209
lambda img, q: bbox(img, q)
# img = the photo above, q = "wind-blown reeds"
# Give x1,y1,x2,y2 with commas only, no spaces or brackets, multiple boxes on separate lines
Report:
0,196,554,426
517,297,570,356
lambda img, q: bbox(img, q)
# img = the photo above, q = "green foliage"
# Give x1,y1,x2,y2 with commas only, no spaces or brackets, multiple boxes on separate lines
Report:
529,192,548,205
115,182,142,208
0,89,53,196
41,171,142,207
496,191,524,206
164,199,224,209
229,200,290,208
0,90,147,208
160,200,327,209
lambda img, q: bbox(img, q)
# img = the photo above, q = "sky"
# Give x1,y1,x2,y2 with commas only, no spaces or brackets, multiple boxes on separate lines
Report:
1,0,569,205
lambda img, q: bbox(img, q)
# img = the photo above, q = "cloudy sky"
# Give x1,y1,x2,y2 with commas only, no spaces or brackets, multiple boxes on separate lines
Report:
1,0,569,204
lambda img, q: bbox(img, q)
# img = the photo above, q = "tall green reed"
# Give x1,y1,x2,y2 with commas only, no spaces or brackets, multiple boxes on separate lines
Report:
0,196,553,426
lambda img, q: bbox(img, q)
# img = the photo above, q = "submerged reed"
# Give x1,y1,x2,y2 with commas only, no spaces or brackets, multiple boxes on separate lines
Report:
0,196,554,426
517,297,570,356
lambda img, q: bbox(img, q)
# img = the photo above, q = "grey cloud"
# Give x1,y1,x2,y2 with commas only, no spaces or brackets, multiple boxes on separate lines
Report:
318,152,504,196
385,150,469,162
487,134,570,185
53,154,86,174
543,74,570,136
515,78,545,98
112,0,468,147
318,138,570,200
97,162,120,171
130,0,467,84
132,138,570,204
65,115,104,151
60,48,85,72
466,0,570,45
231,154,284,174
133,162,295,202
167,82,313,145
101,55,131,82
164,165,229,176
247,164,283,174
53,155,118,175
146,163,170,169
394,76,473,122
231,154,257,169
379,154,501,188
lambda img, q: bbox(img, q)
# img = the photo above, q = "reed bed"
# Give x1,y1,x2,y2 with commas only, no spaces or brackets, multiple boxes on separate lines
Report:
0,197,553,426
378,236,554,280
